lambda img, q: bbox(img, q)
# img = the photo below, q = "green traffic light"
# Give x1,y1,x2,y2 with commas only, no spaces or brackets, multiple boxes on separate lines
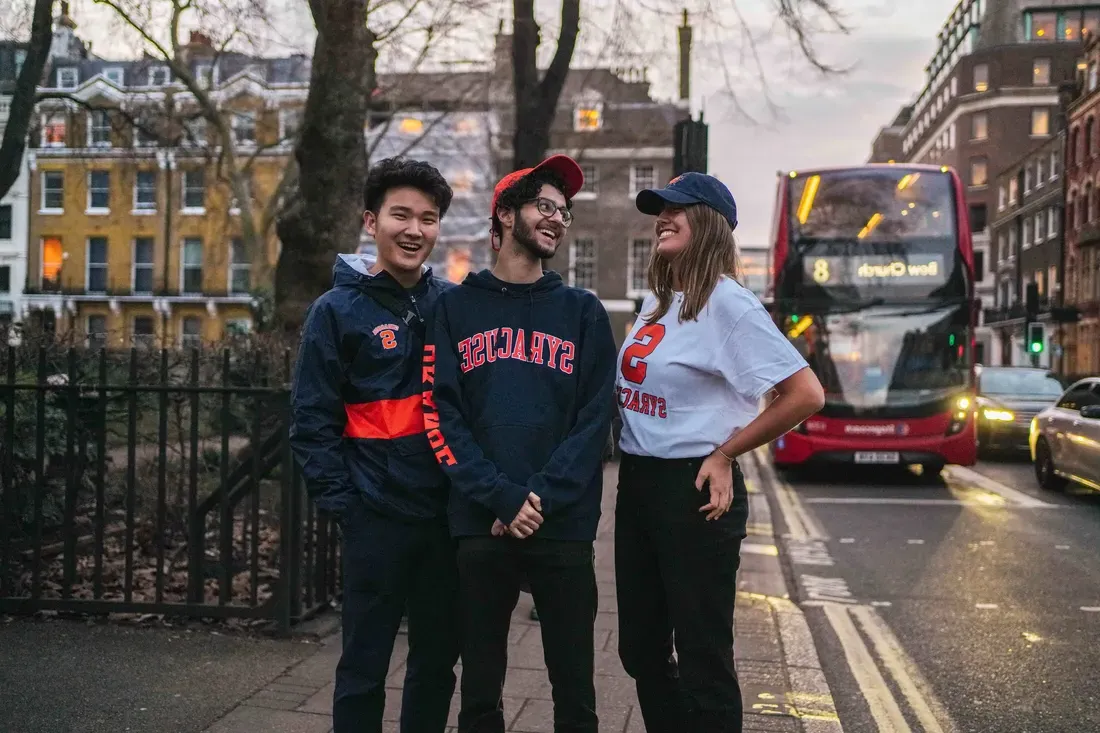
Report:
949,334,956,346
791,315,800,324
1030,342,1043,353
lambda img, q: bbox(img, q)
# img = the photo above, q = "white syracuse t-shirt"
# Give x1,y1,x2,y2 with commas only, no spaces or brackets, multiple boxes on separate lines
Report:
617,276,809,459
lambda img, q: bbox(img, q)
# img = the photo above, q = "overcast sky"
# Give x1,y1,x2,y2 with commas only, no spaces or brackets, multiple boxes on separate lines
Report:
50,0,961,247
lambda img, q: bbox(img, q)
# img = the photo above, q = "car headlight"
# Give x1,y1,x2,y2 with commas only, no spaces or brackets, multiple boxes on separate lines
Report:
982,408,1015,422
956,396,972,410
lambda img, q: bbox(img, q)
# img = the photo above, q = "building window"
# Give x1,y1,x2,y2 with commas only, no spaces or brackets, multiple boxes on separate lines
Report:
971,112,988,140
181,317,203,349
134,170,157,211
970,157,988,187
628,238,651,295
41,171,64,211
1088,184,1096,222
86,237,108,293
1023,217,1033,248
0,266,9,293
42,113,66,147
195,64,213,89
1035,211,1045,242
87,315,107,350
569,238,597,291
578,164,599,195
973,64,988,92
1008,228,1018,259
133,237,154,294
182,169,205,210
132,315,156,348
997,233,1007,264
1029,12,1056,40
1089,119,1096,158
1049,265,1059,296
974,250,985,282
279,108,303,142
969,204,988,233
104,67,124,86
181,238,203,294
41,237,62,290
630,165,657,195
57,67,78,89
998,185,1007,211
229,238,251,294
1033,58,1051,85
1090,62,1099,92
1051,149,1061,179
1048,207,1059,238
0,204,10,239
232,112,256,145
1036,156,1045,184
574,104,602,132
1024,164,1033,192
87,170,110,211
148,66,170,86
1036,270,1045,297
183,117,207,146
88,110,111,147
1032,109,1050,136
1009,177,1018,205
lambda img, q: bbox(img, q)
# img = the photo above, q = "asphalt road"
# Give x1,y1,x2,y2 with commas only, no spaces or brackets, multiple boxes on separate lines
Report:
0,619,317,733
764,452,1100,733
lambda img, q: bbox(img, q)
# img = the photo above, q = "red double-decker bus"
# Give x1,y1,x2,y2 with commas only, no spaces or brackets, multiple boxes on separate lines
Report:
766,164,978,475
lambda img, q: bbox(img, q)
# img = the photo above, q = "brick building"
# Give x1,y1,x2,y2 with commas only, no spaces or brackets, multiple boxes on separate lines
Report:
871,0,1092,363
20,10,307,348
1063,32,1100,376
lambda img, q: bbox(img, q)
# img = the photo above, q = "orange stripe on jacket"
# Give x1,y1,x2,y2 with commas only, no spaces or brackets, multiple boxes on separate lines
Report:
344,395,425,440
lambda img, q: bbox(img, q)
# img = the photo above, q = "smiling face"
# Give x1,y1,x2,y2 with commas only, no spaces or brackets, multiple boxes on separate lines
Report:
503,183,568,260
654,205,692,260
363,186,441,280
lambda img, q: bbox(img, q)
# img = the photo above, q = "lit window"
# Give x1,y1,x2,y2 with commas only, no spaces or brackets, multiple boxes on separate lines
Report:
569,238,597,291
973,64,989,92
574,106,602,131
970,157,988,187
1032,108,1050,136
41,237,63,290
971,112,988,140
86,237,108,293
1030,12,1056,40
1033,58,1051,85
398,117,423,134
42,113,67,147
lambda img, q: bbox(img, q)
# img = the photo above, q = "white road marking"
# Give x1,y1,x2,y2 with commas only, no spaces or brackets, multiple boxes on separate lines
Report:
741,543,780,557
942,465,1052,508
1081,607,1100,613
852,606,954,733
802,496,1064,508
1056,545,1071,550
822,604,911,733
871,601,893,607
907,539,925,545
979,541,995,546
801,574,857,604
975,603,999,610
840,538,856,544
753,447,827,541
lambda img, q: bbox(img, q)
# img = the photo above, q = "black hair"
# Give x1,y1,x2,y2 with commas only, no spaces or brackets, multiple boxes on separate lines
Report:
363,157,453,217
491,168,573,237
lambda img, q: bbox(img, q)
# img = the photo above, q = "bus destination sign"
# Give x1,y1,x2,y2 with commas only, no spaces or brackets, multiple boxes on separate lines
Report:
804,254,947,287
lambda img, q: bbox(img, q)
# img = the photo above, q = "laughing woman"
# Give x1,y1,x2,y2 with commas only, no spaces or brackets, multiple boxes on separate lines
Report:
614,173,825,733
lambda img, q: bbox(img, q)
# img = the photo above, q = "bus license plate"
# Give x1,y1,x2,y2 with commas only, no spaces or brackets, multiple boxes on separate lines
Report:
854,451,900,464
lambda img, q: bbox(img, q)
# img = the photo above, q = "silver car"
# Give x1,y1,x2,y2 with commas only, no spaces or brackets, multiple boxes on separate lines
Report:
1030,377,1100,492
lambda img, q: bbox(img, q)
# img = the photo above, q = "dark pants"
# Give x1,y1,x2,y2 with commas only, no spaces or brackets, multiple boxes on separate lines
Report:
456,536,598,733
615,453,749,733
334,501,460,733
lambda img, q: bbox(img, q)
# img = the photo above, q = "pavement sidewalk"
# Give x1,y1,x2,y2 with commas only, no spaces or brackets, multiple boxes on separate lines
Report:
204,457,841,733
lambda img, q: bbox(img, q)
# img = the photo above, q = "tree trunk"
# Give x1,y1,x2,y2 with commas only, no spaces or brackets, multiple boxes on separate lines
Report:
0,0,53,200
511,0,580,170
274,1,375,331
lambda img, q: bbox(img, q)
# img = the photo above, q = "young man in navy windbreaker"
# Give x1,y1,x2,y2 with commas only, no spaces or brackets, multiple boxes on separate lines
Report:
291,158,458,733
422,155,617,733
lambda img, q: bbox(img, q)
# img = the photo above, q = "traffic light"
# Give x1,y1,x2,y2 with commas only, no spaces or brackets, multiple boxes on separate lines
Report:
1026,282,1039,320
1027,322,1045,354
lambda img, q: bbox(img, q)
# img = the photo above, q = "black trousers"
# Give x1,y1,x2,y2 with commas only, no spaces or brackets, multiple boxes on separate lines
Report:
334,501,461,733
456,536,598,733
615,453,749,733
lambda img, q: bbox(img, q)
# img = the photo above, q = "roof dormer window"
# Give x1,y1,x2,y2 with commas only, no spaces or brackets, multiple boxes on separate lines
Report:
573,90,604,132
104,67,124,86
149,65,170,86
57,67,78,89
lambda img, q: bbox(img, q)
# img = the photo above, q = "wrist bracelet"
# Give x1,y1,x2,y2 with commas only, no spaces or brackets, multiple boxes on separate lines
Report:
715,446,735,462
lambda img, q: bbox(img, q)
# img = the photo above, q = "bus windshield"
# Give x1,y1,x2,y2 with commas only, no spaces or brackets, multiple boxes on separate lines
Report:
786,302,970,409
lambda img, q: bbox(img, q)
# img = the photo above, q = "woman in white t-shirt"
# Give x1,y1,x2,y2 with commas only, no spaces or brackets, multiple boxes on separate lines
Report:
615,173,825,732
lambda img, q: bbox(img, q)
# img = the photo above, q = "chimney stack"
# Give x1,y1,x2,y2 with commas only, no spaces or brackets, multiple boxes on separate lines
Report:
678,8,692,104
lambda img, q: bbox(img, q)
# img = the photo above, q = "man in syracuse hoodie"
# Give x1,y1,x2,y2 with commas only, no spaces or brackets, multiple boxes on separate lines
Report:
422,155,617,732
291,157,458,733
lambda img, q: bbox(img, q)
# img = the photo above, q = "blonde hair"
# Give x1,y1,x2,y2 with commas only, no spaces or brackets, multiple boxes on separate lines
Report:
646,203,741,324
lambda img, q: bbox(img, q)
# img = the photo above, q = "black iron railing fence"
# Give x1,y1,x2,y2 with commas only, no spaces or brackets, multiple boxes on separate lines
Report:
0,343,339,633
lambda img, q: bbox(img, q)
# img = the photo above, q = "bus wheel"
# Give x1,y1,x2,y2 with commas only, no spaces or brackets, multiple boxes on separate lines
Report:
1034,439,1067,492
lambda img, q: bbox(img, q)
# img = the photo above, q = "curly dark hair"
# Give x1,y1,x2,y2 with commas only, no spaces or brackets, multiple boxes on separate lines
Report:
491,168,572,237
363,157,453,217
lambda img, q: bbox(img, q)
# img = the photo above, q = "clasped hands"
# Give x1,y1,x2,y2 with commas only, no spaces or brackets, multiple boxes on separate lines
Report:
490,492,543,539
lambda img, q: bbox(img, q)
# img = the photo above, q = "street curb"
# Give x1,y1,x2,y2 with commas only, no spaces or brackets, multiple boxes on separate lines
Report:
744,449,845,733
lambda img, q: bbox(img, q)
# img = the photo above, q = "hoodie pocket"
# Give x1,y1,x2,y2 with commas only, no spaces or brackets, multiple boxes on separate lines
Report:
386,432,442,487
476,423,555,483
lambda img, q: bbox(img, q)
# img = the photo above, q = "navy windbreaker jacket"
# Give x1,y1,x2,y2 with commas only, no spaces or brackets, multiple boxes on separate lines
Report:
422,269,617,541
290,254,451,522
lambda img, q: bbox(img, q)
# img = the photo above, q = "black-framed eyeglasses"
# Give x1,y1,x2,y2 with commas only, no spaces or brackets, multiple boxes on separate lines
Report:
531,197,573,227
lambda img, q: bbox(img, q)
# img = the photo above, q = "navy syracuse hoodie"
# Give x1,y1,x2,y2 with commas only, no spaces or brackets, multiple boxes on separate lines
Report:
422,269,617,541
290,254,451,522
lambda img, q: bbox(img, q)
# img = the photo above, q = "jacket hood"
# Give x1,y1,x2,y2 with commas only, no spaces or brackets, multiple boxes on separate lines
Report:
332,254,433,291
463,268,564,298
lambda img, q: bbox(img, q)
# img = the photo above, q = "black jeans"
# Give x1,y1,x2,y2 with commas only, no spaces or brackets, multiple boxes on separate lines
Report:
456,536,598,733
615,453,749,733
334,501,460,733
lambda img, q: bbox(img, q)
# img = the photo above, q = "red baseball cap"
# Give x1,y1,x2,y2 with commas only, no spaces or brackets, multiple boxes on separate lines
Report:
490,154,585,220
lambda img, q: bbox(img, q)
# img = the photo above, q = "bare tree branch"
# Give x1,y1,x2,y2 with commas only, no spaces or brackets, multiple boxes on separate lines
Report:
0,0,52,200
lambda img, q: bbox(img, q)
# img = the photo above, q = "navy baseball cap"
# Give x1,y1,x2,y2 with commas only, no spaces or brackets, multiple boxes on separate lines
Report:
635,172,738,230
